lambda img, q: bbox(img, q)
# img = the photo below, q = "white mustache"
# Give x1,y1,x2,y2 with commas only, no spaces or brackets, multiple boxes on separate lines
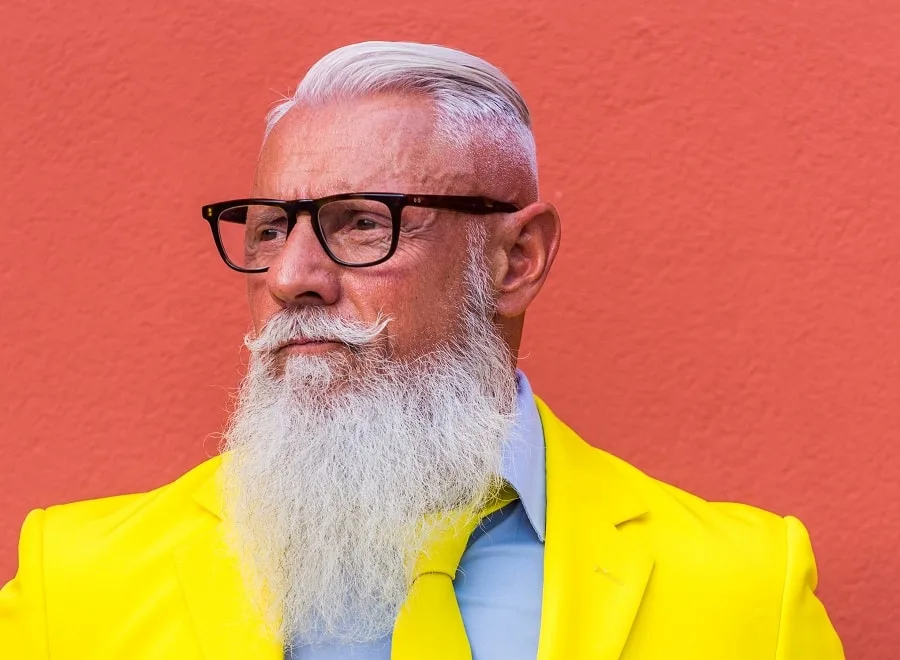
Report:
245,308,391,355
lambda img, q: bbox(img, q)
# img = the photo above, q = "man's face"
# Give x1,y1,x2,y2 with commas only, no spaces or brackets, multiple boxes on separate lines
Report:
249,94,485,369
225,91,557,644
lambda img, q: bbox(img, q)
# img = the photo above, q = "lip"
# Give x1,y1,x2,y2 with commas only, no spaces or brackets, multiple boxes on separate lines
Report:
277,338,344,355
282,338,322,347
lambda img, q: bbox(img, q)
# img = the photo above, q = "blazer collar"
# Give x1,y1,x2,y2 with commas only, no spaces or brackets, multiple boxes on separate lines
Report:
191,455,224,519
536,397,655,660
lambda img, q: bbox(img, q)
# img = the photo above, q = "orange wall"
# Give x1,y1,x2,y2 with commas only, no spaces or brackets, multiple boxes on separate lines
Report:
2,1,898,657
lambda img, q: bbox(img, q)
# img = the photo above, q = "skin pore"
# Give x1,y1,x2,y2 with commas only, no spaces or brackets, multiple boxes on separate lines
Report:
249,92,561,372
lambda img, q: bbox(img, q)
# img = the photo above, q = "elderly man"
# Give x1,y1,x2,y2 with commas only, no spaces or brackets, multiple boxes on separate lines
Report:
1,42,842,659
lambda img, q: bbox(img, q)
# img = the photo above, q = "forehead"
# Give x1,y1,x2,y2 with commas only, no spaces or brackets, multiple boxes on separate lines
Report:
253,94,478,199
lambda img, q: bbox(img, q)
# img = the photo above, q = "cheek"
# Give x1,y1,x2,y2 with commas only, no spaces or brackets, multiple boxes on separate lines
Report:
246,275,272,335
372,261,469,356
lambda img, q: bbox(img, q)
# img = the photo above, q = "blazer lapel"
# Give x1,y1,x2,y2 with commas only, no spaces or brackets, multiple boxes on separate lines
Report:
535,399,654,660
174,465,282,660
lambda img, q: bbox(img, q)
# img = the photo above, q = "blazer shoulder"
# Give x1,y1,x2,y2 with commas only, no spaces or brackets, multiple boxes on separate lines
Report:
540,410,843,656
598,447,790,551
3,457,229,656
39,455,223,572
537,397,790,550
596,450,842,656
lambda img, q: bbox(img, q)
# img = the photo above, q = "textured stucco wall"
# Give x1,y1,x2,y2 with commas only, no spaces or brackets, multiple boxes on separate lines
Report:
2,1,898,657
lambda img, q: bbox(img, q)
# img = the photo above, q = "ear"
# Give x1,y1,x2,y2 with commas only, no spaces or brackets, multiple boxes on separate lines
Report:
491,201,561,319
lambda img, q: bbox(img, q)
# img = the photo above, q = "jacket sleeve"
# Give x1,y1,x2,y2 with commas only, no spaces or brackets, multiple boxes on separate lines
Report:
0,509,51,659
775,515,844,660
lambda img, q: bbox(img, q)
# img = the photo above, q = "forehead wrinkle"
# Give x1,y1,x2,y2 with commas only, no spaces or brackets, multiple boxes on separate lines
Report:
264,150,479,200
254,96,490,201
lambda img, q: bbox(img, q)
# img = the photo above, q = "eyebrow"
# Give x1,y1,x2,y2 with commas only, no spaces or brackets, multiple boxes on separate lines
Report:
270,176,390,200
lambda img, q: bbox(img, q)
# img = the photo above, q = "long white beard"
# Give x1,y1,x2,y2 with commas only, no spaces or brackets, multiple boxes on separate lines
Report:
221,240,517,646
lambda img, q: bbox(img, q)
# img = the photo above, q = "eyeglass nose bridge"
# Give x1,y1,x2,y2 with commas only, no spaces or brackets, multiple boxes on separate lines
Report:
278,200,332,261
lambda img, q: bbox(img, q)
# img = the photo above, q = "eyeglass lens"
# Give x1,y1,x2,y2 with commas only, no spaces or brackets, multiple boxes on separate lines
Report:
216,200,395,269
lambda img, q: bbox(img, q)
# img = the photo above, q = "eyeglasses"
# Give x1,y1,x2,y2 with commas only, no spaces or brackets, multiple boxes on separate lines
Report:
201,193,520,273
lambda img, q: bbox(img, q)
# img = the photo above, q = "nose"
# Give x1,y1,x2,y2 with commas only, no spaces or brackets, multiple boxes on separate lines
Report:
265,213,341,307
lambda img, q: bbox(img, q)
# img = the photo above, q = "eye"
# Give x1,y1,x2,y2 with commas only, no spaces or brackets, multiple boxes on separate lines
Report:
354,216,381,231
258,227,284,242
250,220,288,245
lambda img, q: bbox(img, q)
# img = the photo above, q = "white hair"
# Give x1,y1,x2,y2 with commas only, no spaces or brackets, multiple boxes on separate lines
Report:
264,40,538,186
221,230,517,645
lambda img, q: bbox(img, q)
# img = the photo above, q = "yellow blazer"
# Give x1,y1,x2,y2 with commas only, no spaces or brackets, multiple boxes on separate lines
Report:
0,399,843,659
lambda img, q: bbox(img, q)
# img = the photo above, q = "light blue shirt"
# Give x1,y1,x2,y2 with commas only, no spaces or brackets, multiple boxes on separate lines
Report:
288,371,546,660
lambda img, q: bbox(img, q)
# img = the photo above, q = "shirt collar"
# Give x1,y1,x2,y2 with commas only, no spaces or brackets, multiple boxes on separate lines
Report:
500,370,547,542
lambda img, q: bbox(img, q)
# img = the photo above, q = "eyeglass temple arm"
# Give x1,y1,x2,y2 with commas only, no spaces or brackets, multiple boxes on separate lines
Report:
404,194,519,214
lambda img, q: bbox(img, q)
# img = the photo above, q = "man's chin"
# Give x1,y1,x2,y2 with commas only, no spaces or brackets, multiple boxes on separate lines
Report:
279,351,354,391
